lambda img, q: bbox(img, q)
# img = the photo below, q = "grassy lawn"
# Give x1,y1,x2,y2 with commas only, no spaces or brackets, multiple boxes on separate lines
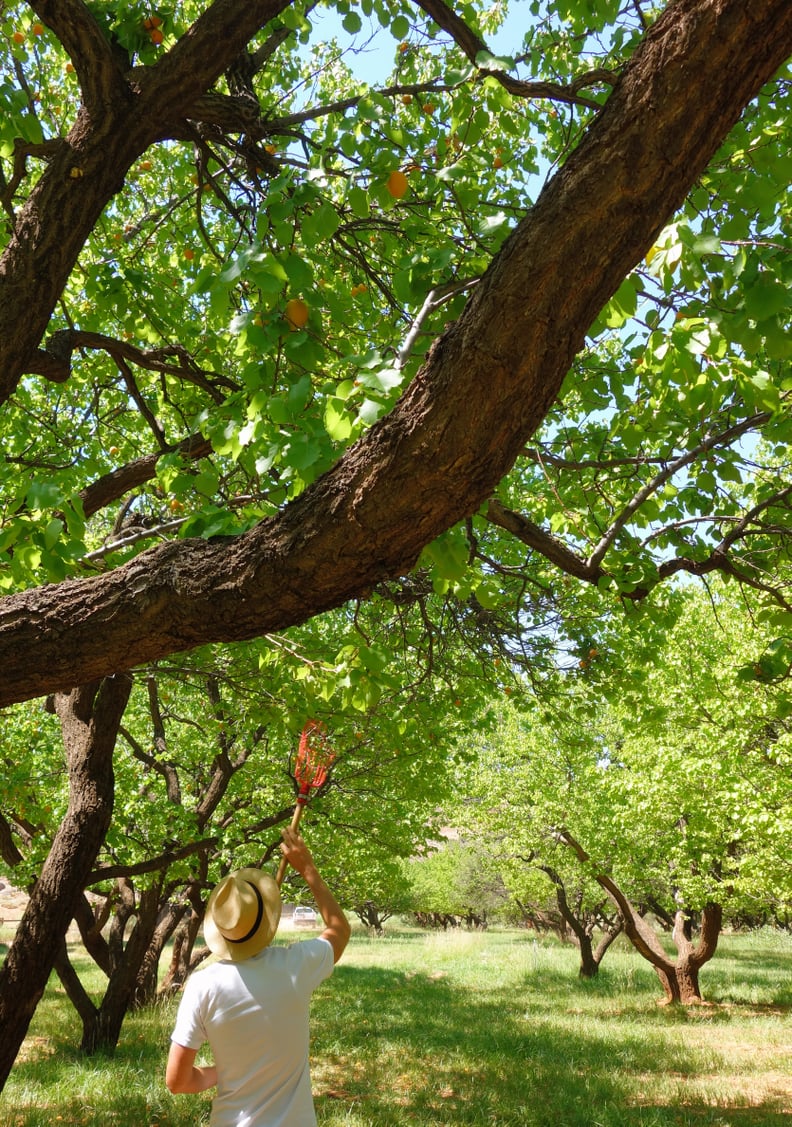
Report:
1,924,790,1126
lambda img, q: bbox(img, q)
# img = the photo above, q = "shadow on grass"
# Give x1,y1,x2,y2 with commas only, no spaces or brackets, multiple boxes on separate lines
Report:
311,957,792,1127
0,973,210,1127
3,932,790,1127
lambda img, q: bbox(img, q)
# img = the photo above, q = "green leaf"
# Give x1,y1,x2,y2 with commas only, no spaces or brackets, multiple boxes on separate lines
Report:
390,15,410,39
744,274,789,319
342,11,363,33
26,480,61,510
347,186,370,218
301,203,340,245
422,529,469,582
602,277,638,329
692,234,721,256
475,50,514,71
43,519,63,550
325,398,353,441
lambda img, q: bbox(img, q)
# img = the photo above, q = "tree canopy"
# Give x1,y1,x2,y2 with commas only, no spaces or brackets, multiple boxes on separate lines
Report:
1,0,791,706
3,0,792,1079
453,581,792,998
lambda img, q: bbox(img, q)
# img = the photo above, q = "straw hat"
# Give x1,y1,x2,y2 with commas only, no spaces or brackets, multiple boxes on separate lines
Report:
203,868,282,962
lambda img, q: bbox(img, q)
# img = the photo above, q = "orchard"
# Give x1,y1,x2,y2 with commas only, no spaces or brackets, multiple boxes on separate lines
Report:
1,0,792,1094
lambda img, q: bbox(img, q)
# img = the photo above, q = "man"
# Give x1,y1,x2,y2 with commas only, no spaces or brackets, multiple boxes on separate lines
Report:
166,826,350,1125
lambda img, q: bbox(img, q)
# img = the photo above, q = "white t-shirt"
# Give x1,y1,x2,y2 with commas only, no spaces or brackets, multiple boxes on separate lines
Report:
171,937,335,1127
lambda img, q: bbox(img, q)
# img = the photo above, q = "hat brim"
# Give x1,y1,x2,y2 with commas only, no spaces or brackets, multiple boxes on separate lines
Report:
204,868,282,962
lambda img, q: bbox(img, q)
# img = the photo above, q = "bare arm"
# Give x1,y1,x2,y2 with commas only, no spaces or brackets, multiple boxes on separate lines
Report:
165,1042,218,1094
280,828,351,962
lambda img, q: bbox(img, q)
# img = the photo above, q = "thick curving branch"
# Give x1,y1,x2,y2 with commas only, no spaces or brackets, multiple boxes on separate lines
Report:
413,0,614,108
1,0,792,706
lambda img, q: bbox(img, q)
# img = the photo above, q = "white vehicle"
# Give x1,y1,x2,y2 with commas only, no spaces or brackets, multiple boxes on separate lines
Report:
292,905,317,926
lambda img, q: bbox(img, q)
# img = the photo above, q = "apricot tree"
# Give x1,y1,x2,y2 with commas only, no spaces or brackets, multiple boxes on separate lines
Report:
1,0,792,1082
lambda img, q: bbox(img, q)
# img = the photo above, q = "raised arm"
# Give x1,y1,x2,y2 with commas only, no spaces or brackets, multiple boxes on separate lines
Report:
279,828,351,962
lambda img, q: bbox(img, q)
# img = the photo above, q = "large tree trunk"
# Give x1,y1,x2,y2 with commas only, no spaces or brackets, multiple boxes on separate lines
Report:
0,676,131,1088
1,0,792,706
669,903,723,1004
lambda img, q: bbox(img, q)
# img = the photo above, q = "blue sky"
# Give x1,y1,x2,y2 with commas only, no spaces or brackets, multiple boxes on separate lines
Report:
305,1,533,86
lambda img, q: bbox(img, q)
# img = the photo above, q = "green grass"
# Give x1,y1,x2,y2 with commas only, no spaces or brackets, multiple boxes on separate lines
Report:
1,925,791,1126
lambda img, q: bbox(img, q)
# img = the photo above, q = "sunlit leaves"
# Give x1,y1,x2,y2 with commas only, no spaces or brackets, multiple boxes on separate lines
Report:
459,583,792,918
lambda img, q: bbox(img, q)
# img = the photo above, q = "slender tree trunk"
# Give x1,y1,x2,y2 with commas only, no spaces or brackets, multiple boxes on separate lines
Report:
537,863,622,978
80,884,161,1054
134,900,188,1008
72,891,113,976
159,906,207,996
591,919,623,973
53,938,100,1031
559,831,724,1003
578,935,598,979
0,676,131,1089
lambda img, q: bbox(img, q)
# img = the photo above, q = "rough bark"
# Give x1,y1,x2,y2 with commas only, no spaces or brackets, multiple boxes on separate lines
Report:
0,813,24,868
1,1,791,706
0,675,131,1088
670,903,723,1002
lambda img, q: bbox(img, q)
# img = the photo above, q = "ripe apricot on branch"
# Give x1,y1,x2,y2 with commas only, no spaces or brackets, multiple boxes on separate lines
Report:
386,170,409,199
284,298,309,329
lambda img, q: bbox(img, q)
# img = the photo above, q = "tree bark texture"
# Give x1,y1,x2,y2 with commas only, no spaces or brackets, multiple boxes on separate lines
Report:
1,0,792,706
0,675,131,1088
